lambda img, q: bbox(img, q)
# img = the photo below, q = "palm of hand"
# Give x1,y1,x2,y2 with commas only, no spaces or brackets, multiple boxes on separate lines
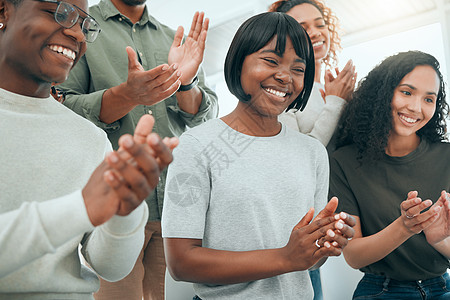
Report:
424,206,450,244
168,37,202,84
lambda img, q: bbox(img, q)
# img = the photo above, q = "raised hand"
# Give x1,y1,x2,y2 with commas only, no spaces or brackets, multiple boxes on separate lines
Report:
399,190,441,235
423,191,450,245
168,11,208,85
82,115,177,226
121,46,181,106
323,59,356,102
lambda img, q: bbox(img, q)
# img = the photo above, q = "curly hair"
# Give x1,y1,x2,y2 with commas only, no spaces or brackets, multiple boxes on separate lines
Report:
268,0,341,68
336,51,449,160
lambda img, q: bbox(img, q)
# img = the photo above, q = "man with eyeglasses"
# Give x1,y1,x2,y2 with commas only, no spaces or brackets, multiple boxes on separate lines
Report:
0,0,177,298
58,0,218,299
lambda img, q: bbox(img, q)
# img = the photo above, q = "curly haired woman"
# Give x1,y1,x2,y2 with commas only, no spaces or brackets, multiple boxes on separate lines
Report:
270,0,356,147
330,51,450,299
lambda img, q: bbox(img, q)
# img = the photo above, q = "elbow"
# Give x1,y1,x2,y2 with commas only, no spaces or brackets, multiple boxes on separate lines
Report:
166,259,191,282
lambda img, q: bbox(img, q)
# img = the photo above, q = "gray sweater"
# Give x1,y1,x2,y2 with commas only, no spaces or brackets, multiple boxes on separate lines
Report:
0,88,148,299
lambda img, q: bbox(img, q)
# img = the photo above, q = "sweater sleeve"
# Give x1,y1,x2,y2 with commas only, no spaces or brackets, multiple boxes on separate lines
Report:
306,95,346,146
0,190,94,278
80,202,149,282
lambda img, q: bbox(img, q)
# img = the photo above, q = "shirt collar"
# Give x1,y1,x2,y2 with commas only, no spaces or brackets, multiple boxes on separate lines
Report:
97,0,157,29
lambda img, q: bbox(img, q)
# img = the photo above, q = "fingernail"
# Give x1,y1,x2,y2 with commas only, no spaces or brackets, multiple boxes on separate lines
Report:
334,214,340,220
149,134,158,145
340,212,347,219
177,71,182,77
336,221,344,229
327,229,335,238
123,136,133,148
109,153,118,163
162,65,168,71
173,64,178,70
332,241,338,247
324,241,331,248
435,206,442,213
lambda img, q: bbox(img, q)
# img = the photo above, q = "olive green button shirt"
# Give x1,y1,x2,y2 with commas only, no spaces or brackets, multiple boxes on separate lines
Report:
60,0,218,221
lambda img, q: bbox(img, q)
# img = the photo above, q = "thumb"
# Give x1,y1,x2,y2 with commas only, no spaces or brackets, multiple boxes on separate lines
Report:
134,114,155,144
314,197,338,221
319,88,326,103
293,207,315,230
126,46,144,72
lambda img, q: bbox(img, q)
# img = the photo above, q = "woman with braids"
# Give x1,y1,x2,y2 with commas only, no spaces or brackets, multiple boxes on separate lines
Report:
269,0,356,148
330,51,450,299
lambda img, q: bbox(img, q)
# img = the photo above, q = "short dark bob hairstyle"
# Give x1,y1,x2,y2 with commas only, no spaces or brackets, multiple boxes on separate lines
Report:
224,12,315,112
336,50,449,160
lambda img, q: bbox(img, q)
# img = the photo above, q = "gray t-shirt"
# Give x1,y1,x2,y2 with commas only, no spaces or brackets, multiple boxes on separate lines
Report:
162,118,329,299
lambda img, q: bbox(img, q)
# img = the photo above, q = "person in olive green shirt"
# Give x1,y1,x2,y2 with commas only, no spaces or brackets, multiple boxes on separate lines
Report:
59,0,218,298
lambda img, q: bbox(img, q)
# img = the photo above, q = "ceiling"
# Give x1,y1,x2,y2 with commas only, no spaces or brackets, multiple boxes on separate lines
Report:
87,0,448,79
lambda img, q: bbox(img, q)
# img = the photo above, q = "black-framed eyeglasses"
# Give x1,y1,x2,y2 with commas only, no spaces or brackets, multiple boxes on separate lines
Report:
35,0,101,43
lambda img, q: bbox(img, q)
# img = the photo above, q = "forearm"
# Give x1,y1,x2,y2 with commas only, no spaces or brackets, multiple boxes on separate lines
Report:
343,218,413,269
100,84,139,124
82,202,148,282
430,237,450,259
0,191,93,278
166,242,297,284
175,86,203,115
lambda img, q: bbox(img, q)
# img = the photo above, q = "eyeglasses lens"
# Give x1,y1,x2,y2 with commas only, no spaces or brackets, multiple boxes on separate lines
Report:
82,18,101,43
55,2,78,28
55,1,100,43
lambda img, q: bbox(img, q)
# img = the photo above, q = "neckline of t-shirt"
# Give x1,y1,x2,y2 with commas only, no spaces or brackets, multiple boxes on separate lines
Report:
216,118,287,140
382,138,429,164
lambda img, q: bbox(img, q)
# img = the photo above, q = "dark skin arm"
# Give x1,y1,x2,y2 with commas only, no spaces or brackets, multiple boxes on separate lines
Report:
164,198,355,284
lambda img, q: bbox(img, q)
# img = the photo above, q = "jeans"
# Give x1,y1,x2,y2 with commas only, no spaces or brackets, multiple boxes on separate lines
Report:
353,273,450,300
309,268,323,300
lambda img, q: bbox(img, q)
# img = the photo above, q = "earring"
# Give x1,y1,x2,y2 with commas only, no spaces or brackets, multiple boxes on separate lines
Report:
0,23,3,29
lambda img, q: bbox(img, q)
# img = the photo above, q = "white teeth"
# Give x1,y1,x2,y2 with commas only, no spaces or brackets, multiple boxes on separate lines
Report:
313,41,324,47
48,45,76,61
399,114,418,124
265,88,287,97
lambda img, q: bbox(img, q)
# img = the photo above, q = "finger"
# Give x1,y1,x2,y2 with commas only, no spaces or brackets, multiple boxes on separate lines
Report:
143,63,180,86
313,197,338,221
410,208,441,233
126,46,144,72
191,11,204,40
172,26,184,49
400,197,422,212
411,204,441,226
406,199,432,218
197,28,208,55
336,60,354,80
334,212,356,228
292,207,314,230
134,114,155,144
334,219,355,240
187,11,200,38
146,133,174,171
105,150,151,203
119,135,161,189
319,88,326,103
162,137,179,151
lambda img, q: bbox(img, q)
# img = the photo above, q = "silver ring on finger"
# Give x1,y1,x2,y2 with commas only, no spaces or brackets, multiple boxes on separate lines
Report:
315,239,321,248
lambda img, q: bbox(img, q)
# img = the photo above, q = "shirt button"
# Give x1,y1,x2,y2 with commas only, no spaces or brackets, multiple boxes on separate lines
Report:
133,28,136,33
148,109,153,115
118,17,122,21
139,52,143,57
418,280,422,283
